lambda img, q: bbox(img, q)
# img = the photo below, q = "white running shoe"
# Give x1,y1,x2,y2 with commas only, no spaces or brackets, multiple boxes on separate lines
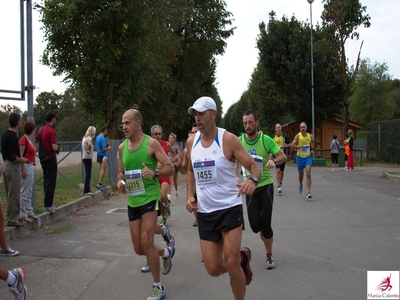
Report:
147,285,166,300
8,268,27,300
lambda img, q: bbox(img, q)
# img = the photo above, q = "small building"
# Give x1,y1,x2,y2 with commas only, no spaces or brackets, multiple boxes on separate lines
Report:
281,118,362,158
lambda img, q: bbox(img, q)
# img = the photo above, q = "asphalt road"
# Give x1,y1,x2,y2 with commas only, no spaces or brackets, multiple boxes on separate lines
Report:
1,166,399,300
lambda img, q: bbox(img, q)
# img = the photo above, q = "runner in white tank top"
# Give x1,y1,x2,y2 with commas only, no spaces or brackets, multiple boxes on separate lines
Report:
191,127,241,213
185,96,261,300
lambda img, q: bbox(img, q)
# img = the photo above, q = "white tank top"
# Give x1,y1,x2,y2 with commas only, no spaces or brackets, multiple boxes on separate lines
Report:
191,127,241,213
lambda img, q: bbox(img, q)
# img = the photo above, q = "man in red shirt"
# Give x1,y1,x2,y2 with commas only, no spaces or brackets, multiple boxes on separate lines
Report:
150,125,178,225
35,112,59,213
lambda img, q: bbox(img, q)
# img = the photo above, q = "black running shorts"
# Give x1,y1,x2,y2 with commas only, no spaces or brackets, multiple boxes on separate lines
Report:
197,205,244,241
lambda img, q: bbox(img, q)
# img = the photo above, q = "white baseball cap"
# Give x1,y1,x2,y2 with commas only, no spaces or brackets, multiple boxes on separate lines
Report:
188,96,217,114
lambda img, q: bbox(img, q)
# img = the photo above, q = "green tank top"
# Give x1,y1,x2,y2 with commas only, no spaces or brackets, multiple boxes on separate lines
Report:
122,135,160,208
239,133,280,187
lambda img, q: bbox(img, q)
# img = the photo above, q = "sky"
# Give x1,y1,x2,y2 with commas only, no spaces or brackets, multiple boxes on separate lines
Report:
1,0,399,115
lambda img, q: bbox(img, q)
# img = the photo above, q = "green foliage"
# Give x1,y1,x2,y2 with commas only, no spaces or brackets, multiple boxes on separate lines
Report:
223,92,249,135
36,0,234,139
0,105,23,142
366,121,400,164
34,88,95,141
244,12,341,129
321,0,371,133
349,59,396,125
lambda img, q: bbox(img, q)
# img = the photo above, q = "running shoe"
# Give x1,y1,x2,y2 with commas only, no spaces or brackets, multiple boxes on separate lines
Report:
96,183,105,191
141,262,151,273
162,246,175,275
161,224,175,247
193,220,198,227
0,245,20,256
147,285,166,300
278,186,282,193
164,204,171,219
175,190,178,200
44,206,58,213
299,183,303,195
240,247,253,285
160,217,167,225
265,256,275,269
8,268,27,300
306,192,312,199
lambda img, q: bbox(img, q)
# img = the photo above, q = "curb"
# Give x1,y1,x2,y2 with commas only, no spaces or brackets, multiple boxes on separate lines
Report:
386,172,400,183
4,187,113,242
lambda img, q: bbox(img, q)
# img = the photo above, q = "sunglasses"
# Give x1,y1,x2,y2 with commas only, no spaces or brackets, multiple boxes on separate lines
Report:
153,132,162,136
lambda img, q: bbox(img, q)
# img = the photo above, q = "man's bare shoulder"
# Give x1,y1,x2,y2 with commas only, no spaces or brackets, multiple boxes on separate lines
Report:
223,130,241,144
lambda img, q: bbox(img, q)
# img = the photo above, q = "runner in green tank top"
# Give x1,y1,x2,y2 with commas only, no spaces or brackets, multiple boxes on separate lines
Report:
238,110,287,270
118,109,175,300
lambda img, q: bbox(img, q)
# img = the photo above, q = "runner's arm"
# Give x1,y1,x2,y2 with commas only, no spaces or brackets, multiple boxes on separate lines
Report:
117,143,125,182
185,137,197,212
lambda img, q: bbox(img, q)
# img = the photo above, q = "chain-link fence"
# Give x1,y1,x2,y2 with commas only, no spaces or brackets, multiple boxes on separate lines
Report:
34,139,186,189
365,119,400,164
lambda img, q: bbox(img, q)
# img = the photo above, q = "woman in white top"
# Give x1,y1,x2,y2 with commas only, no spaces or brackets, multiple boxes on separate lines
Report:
82,126,96,195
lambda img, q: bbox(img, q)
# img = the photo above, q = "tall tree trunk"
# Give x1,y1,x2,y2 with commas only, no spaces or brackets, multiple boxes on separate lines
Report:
106,79,115,138
343,91,349,135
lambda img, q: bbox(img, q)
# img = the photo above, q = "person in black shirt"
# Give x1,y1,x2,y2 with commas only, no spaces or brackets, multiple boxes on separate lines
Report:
1,113,28,227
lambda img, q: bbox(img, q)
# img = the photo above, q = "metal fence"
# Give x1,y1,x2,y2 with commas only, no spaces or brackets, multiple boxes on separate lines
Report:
35,139,187,189
365,120,400,164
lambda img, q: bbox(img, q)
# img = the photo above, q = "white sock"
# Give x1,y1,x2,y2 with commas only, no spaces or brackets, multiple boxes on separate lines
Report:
153,282,162,290
162,248,170,258
6,272,16,285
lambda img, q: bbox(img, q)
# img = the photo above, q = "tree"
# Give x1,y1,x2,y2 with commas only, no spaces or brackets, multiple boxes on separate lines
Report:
321,0,371,134
253,12,342,129
350,60,400,125
34,88,95,141
0,105,23,141
247,62,285,133
37,0,234,139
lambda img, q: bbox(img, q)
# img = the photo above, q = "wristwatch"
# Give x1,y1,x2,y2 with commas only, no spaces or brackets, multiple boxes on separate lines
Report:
154,169,160,177
249,176,258,184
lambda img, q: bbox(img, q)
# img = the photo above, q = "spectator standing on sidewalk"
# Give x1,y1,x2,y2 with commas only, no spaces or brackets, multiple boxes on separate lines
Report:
347,129,355,171
95,126,111,191
330,134,340,172
19,121,38,222
82,126,96,195
0,161,21,256
1,113,28,227
35,112,59,213
343,134,350,171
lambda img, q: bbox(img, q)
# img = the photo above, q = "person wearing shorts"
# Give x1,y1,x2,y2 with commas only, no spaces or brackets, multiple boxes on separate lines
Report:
291,122,315,199
118,109,175,300
239,110,287,270
186,96,261,300
271,123,291,194
95,126,111,191
151,125,177,225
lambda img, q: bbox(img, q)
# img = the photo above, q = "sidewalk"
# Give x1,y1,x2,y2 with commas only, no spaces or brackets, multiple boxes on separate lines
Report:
1,166,399,300
4,187,113,242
